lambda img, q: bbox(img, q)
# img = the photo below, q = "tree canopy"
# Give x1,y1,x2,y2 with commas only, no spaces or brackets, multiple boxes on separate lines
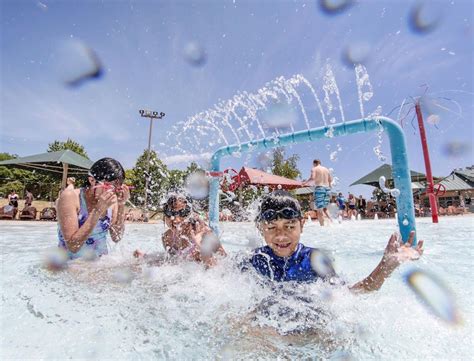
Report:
47,138,89,159
271,147,301,180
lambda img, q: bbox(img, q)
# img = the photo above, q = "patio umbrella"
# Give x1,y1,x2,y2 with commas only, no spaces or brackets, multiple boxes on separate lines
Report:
0,150,93,189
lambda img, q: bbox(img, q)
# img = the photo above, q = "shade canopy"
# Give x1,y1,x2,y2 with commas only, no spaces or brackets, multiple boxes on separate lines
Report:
350,163,427,187
238,167,303,190
0,150,93,188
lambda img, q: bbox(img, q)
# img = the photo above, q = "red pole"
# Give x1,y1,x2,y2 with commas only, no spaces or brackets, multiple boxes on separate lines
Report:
415,102,439,223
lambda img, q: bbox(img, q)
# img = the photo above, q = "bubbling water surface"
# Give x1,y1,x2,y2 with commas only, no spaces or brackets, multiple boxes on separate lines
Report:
1,218,472,359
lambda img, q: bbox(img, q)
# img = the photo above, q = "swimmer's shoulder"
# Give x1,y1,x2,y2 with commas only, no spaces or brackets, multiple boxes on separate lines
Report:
57,188,80,207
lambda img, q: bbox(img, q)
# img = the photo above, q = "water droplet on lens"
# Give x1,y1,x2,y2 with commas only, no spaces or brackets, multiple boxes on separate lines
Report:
404,268,461,324
427,114,440,125
55,39,104,87
113,268,134,284
310,250,335,277
200,232,220,257
44,247,68,271
185,172,209,200
257,152,272,168
183,41,207,66
409,2,443,34
342,41,371,67
442,142,471,158
319,0,353,15
82,248,98,261
260,102,298,129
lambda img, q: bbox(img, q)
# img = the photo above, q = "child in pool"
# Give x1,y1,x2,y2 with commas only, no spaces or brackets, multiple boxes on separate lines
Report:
134,194,226,266
247,190,424,291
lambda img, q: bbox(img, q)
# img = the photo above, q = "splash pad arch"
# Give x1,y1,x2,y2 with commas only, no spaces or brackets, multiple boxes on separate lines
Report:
208,116,417,244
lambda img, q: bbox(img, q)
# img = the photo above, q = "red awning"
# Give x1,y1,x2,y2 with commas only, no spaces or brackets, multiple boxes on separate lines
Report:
237,167,303,190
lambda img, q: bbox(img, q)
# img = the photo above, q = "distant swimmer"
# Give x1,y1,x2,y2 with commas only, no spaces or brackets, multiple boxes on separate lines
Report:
302,159,332,226
57,158,129,260
243,191,424,291
134,193,226,267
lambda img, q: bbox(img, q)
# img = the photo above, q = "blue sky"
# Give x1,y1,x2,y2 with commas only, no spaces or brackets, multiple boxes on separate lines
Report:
1,0,472,197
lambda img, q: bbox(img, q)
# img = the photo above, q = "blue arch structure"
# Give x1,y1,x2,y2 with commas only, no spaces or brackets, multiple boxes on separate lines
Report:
208,117,417,244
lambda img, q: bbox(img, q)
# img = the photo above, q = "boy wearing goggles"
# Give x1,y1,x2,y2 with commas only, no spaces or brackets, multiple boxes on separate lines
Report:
250,191,424,292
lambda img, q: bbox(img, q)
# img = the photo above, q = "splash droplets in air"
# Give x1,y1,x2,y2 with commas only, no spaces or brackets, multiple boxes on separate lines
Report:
322,64,346,123
164,64,383,169
355,64,374,118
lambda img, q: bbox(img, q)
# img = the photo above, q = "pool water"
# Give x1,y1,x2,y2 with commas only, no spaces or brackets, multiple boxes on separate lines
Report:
1,217,472,359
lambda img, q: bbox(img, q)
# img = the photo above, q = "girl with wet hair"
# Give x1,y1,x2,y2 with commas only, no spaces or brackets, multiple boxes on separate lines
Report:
57,157,130,260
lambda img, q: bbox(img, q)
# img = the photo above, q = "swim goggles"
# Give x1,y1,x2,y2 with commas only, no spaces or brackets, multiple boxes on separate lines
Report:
163,206,191,218
94,181,124,195
257,207,302,222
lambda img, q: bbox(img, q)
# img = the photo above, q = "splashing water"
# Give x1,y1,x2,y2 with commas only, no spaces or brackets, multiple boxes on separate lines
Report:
163,64,380,164
354,64,374,118
322,64,346,123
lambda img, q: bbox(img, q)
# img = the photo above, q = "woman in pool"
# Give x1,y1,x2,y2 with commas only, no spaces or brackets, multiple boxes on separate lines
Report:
248,190,424,290
57,157,129,259
134,193,226,266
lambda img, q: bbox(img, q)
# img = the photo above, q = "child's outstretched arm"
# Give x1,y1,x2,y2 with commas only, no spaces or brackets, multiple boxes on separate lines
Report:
350,231,424,293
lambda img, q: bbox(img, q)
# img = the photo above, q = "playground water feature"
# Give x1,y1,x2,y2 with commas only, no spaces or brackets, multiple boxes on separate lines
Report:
1,217,472,359
163,64,386,165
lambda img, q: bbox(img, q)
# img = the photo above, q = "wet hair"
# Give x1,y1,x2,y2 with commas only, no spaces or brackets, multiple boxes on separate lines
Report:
162,193,194,213
256,190,302,222
89,157,125,183
313,159,321,165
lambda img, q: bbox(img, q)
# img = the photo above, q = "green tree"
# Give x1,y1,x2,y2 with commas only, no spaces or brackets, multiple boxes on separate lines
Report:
129,150,170,209
47,138,89,159
271,147,301,180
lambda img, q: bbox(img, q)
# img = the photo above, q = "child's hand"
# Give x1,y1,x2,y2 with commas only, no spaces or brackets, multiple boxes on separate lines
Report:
382,231,424,268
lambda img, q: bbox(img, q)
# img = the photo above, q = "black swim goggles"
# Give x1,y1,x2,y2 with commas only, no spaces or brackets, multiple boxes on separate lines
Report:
163,205,191,218
257,207,302,222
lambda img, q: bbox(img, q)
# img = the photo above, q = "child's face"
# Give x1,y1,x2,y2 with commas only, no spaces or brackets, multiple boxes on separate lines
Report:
260,218,304,258
164,199,190,229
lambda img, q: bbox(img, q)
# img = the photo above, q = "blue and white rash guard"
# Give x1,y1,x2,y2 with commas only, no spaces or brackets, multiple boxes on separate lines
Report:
248,243,338,283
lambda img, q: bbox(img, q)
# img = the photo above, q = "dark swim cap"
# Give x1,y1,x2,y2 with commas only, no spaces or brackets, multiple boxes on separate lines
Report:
89,157,125,183
256,190,302,222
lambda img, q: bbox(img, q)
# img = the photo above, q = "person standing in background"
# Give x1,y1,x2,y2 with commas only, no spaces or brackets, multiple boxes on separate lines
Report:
302,159,332,226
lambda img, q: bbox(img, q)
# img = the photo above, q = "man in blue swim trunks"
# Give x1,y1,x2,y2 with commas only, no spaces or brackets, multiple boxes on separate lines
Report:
248,190,424,290
303,159,332,226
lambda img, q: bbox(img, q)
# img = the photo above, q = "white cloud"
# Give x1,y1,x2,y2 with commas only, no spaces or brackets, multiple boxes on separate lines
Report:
162,152,212,166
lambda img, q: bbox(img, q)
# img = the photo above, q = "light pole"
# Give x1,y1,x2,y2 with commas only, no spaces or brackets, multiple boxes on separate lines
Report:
139,109,165,222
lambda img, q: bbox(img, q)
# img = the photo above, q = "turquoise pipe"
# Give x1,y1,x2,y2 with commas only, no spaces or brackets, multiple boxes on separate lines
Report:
208,117,416,244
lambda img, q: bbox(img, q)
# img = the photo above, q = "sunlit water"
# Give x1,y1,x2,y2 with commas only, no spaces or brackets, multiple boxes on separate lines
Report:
1,217,472,359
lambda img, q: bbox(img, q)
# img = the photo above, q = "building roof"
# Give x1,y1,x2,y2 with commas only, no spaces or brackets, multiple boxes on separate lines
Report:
239,167,303,190
0,150,93,175
350,163,428,187
453,166,474,183
438,166,474,191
